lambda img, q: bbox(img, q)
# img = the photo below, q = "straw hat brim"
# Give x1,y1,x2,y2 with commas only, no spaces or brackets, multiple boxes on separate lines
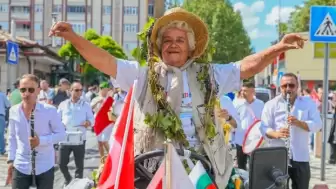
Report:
150,11,209,59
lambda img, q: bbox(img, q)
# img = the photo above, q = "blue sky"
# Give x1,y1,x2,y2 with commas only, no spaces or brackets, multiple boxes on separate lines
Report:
229,0,305,52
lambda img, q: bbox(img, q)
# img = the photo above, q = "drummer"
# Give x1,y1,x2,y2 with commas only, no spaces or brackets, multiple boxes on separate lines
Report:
57,81,94,187
233,82,264,170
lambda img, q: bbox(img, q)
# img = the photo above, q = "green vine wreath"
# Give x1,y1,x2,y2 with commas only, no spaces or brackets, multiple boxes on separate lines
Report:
133,18,218,147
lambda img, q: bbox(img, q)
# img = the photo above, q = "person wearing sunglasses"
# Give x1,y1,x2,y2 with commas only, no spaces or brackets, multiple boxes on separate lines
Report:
260,73,322,189
6,74,66,189
57,81,94,187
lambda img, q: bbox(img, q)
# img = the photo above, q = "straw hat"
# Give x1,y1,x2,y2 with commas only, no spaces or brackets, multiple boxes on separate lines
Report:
150,7,209,59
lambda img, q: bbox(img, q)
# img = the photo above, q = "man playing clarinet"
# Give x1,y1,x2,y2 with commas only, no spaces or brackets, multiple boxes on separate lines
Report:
260,73,322,189
7,74,66,189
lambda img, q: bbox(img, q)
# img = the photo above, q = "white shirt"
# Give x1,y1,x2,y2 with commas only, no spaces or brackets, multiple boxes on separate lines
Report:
260,95,322,162
113,93,126,117
37,89,53,103
115,59,242,148
220,96,240,124
233,98,264,145
220,95,240,143
57,99,94,140
7,102,66,175
115,59,242,100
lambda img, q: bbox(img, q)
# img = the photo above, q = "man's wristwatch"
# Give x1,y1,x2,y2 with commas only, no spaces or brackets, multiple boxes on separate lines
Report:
7,160,13,164
226,115,232,121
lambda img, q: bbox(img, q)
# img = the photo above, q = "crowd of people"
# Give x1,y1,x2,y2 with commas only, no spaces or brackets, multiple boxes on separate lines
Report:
1,76,126,188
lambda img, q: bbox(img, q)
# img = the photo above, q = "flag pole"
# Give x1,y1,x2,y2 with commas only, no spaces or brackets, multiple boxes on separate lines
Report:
164,139,172,189
114,80,138,189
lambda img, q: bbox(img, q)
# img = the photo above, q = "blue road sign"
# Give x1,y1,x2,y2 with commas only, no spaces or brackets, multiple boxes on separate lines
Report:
310,6,336,43
6,40,19,65
277,72,284,86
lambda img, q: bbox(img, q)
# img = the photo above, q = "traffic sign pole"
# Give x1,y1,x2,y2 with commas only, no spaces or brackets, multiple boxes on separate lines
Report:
309,6,336,181
321,43,329,181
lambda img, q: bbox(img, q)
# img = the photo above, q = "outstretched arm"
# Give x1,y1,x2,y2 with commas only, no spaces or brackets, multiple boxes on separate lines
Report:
240,33,306,79
49,22,117,77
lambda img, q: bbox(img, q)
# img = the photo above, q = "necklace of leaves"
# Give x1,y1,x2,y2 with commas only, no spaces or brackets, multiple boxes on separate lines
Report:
142,23,218,148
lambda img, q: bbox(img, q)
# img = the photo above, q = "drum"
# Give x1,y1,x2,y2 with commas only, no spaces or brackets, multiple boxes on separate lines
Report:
242,119,264,155
59,131,84,145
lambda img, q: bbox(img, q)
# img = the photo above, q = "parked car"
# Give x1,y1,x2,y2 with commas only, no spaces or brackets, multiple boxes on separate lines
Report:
255,87,272,103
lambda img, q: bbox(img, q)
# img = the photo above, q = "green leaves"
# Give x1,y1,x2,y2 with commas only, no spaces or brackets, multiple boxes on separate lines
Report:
138,17,156,41
58,29,128,84
131,17,156,67
287,0,335,33
183,0,252,63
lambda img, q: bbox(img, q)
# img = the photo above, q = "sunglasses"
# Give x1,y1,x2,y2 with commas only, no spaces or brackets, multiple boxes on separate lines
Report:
281,83,296,89
19,88,35,93
73,89,83,92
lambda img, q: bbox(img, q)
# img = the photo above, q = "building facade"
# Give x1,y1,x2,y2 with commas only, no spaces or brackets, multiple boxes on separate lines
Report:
285,32,336,90
0,0,167,91
0,0,166,57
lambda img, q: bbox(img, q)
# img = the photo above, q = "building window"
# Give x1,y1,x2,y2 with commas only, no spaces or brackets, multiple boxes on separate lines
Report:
67,6,86,13
35,4,43,12
17,23,31,31
0,22,9,31
53,5,62,13
102,24,111,34
11,6,30,13
148,4,154,17
123,42,138,51
103,6,111,14
56,38,62,46
124,24,137,32
0,4,8,12
34,23,42,31
71,23,86,34
124,6,138,15
36,39,43,45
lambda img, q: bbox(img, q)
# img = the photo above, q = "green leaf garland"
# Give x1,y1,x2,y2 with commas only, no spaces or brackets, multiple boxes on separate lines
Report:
135,18,218,147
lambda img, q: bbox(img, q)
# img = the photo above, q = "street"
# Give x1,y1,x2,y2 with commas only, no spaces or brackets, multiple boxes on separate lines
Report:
1,132,336,188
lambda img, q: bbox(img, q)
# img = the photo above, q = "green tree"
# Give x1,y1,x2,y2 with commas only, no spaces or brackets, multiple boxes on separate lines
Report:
287,0,335,32
58,29,128,84
183,0,252,63
277,22,289,36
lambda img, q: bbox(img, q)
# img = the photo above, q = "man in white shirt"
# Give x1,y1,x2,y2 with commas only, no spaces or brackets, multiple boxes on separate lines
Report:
38,80,54,104
7,74,66,189
90,82,112,162
233,82,264,170
260,73,322,189
57,81,94,187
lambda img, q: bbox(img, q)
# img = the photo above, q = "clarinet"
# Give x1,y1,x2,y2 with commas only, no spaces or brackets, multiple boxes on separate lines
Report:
30,110,37,188
285,93,292,167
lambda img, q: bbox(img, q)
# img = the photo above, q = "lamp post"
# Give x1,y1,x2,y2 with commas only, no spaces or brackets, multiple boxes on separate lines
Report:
7,17,18,90
51,13,58,47
275,0,282,95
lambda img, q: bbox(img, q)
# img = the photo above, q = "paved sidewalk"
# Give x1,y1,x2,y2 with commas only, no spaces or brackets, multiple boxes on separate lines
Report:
53,131,99,188
2,133,336,188
0,155,9,189
310,155,336,189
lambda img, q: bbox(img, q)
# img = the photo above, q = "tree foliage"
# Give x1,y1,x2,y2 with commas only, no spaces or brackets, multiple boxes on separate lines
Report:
277,23,289,36
183,0,252,63
287,0,335,32
58,29,128,84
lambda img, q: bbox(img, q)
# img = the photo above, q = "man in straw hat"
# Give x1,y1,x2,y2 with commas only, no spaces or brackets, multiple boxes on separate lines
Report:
49,7,306,188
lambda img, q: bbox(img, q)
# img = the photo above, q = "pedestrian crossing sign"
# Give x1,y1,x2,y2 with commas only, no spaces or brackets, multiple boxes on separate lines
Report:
310,6,336,43
6,40,19,65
